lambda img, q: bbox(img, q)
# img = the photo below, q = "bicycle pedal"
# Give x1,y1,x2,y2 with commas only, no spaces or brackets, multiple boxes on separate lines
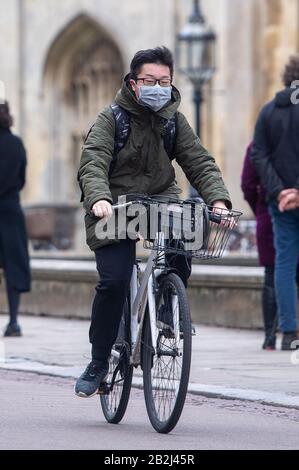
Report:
97,382,110,395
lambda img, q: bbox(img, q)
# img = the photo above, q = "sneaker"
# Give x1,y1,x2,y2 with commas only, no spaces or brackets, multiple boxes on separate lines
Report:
281,332,299,351
4,324,22,337
262,335,276,351
75,360,109,398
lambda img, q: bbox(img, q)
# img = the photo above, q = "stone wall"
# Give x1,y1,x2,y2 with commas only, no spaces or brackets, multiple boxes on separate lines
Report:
0,260,267,329
1,259,299,328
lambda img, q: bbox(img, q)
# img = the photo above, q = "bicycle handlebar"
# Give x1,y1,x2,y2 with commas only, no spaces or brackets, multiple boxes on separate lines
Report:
208,213,222,224
111,200,225,225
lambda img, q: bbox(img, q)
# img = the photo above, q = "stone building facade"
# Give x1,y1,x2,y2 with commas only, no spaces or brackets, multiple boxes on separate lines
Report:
0,0,298,250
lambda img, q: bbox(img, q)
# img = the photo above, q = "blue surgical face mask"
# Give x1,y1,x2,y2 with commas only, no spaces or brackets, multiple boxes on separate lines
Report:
138,84,172,112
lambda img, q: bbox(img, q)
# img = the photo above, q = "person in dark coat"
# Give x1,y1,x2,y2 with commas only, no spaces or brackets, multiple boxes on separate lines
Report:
0,101,31,336
241,143,277,350
251,55,299,350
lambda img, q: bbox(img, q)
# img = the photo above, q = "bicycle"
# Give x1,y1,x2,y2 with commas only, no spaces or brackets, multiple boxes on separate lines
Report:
97,195,241,434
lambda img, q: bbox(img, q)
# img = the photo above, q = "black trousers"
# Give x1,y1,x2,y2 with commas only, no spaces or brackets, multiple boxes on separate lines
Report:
90,239,191,361
262,266,277,338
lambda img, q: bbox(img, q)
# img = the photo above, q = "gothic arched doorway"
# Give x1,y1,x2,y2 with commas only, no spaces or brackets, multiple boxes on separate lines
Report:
43,14,124,203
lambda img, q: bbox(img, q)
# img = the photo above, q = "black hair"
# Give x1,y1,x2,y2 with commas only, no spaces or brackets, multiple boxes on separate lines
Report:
130,46,174,80
282,55,299,87
0,101,13,129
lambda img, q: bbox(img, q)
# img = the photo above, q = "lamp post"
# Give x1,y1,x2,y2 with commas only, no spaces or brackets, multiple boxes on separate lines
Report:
177,0,217,139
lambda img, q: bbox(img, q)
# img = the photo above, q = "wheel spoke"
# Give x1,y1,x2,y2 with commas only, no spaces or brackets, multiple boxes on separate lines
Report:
143,273,192,433
100,302,133,424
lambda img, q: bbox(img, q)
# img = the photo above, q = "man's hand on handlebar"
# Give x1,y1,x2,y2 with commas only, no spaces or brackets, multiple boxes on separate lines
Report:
212,200,236,228
212,200,228,214
92,200,113,219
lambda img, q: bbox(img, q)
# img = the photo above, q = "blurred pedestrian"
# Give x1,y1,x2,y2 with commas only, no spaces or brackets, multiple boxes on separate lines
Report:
241,143,277,350
251,55,299,350
0,101,31,336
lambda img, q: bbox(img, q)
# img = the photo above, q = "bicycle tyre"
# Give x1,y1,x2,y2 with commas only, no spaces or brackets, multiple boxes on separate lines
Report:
100,299,133,424
142,272,192,433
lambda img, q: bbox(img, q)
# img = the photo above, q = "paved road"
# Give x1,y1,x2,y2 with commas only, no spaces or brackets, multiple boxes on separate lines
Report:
1,316,299,408
1,370,299,450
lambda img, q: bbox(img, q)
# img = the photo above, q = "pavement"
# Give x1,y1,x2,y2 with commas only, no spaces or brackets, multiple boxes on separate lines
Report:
0,315,299,409
2,370,299,450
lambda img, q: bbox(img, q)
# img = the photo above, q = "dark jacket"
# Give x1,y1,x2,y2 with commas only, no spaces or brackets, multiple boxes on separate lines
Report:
251,87,299,201
241,143,275,266
0,128,31,292
79,79,232,250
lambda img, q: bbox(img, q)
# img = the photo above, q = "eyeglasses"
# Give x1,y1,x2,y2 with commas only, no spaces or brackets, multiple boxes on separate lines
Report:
136,77,172,87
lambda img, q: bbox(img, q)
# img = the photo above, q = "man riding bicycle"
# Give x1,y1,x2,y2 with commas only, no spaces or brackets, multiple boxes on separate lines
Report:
75,46,232,398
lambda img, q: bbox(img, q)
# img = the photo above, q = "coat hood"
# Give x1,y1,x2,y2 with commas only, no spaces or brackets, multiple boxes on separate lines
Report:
275,87,294,107
114,74,181,119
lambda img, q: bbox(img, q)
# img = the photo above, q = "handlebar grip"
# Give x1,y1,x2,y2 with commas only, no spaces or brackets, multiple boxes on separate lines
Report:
209,212,222,224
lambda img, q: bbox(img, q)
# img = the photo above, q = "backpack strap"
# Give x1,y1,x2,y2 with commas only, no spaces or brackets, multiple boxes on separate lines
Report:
163,113,178,161
109,103,131,177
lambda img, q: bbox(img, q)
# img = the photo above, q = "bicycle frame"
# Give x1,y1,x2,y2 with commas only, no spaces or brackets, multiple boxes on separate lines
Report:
110,201,184,368
100,196,241,432
130,243,163,367
111,230,176,367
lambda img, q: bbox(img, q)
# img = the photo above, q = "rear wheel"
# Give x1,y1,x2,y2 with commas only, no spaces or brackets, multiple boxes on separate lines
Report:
142,272,192,433
100,300,133,424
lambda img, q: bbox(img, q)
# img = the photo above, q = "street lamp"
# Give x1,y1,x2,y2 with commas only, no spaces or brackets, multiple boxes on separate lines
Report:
177,0,217,138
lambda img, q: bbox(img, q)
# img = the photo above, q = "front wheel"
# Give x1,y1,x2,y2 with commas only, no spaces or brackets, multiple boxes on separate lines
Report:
100,300,133,424
142,272,192,433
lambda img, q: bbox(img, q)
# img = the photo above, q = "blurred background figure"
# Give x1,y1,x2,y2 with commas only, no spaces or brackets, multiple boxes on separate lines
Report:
251,55,299,351
0,101,31,337
241,143,277,350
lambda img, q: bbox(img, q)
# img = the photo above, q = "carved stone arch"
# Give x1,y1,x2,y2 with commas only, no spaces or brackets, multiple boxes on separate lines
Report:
42,13,124,202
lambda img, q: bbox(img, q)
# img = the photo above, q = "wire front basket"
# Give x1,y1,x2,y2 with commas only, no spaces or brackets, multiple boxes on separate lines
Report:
138,197,242,260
